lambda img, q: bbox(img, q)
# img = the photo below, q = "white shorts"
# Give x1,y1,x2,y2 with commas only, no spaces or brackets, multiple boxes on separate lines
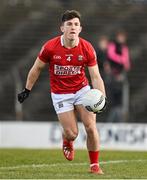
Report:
51,85,91,114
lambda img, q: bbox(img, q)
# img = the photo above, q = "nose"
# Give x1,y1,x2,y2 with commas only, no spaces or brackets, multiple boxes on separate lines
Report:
71,25,75,29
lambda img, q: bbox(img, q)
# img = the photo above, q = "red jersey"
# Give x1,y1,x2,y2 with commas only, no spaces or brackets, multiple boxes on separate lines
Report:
38,36,97,93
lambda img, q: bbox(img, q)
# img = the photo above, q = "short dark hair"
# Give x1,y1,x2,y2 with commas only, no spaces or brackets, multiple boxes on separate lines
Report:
61,10,81,23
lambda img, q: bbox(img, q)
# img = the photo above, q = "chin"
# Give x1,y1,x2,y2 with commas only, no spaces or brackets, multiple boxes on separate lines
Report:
69,34,77,40
70,38,75,41
68,37,75,41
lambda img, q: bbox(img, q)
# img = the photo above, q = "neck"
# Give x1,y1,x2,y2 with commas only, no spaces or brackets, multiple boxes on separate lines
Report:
63,36,79,49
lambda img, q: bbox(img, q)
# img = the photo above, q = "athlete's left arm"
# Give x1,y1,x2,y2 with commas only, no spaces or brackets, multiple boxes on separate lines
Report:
88,64,106,97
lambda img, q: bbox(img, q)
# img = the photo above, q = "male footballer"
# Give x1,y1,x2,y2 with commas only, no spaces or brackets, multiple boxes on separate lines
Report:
18,10,106,174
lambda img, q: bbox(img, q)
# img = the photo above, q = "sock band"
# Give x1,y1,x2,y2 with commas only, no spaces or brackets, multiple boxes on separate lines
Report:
88,151,99,164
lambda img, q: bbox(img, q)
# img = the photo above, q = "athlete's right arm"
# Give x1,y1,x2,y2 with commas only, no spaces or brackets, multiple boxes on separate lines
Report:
18,57,46,103
25,57,46,90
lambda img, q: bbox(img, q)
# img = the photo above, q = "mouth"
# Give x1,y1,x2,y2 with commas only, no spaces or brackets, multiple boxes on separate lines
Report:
70,32,76,34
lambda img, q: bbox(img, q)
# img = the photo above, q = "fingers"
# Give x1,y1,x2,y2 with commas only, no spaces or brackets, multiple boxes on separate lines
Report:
17,88,30,103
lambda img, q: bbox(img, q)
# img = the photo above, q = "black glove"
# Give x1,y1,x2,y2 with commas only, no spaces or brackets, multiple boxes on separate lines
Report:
18,88,30,103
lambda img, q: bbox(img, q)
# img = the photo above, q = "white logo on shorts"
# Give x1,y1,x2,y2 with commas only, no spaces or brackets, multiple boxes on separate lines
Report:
58,102,63,108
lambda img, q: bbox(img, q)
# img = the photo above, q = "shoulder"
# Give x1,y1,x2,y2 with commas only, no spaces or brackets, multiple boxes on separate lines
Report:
79,37,95,52
79,38,97,64
80,37,93,47
42,36,61,49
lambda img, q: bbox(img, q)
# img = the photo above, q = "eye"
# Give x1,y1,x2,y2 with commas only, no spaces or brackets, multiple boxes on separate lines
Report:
67,22,72,26
75,23,79,26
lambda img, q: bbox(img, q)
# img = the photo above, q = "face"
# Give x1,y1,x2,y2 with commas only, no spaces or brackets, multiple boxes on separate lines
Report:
60,18,82,41
117,33,127,44
98,38,108,50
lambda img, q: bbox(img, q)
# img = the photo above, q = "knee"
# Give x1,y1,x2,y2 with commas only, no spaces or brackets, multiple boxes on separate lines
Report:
85,123,96,135
64,129,78,141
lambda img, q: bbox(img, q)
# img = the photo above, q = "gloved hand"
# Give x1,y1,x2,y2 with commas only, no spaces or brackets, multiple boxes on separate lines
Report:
18,88,30,103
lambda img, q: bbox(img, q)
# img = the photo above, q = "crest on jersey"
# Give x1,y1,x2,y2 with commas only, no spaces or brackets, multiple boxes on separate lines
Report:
78,55,83,61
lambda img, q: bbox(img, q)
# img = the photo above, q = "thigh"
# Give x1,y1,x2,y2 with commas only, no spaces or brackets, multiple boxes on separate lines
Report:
75,105,96,127
57,110,78,133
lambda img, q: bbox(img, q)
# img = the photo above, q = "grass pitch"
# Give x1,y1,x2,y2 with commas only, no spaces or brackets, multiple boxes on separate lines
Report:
0,149,147,179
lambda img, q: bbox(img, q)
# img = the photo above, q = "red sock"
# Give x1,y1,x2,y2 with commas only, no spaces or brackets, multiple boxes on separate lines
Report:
88,151,99,164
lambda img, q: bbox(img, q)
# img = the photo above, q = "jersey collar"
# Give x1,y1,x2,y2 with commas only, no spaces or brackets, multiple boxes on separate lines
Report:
60,35,79,47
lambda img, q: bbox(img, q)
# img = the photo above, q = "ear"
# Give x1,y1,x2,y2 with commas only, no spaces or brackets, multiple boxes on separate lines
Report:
60,25,64,33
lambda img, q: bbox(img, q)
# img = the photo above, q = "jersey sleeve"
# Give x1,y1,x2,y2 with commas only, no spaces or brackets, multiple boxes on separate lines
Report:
38,43,50,63
86,43,97,67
